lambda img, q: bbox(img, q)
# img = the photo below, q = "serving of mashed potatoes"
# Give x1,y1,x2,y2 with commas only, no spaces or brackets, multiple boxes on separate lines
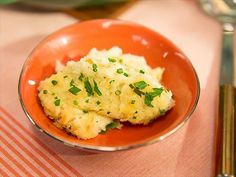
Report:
38,47,174,140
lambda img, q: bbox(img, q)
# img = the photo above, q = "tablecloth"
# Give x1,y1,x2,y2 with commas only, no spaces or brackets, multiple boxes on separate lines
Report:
1,0,235,176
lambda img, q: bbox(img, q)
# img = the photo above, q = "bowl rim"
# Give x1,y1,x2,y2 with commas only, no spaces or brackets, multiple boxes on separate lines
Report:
18,19,200,152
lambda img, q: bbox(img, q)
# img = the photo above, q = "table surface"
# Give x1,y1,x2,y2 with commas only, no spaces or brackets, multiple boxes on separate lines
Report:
1,0,235,177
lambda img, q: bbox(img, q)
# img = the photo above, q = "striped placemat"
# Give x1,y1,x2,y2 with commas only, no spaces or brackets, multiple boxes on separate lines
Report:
0,106,82,177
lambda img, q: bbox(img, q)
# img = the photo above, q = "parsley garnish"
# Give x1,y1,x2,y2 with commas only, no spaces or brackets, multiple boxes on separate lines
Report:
70,79,74,86
83,110,88,113
84,79,94,96
79,73,84,81
144,88,164,107
92,64,97,72
133,81,148,90
43,90,48,94
139,70,145,74
159,109,166,115
116,68,123,74
63,75,68,78
96,100,101,105
69,85,81,95
54,99,60,106
131,100,135,104
109,80,115,84
123,73,129,77
108,57,116,63
51,80,58,85
94,80,102,96
129,84,145,97
100,122,118,134
85,99,89,103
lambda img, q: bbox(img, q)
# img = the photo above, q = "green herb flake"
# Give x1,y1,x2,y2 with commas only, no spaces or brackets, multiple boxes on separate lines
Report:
118,59,123,63
159,109,166,115
69,85,81,95
134,81,148,90
51,80,58,85
85,99,89,103
93,80,102,96
63,75,68,78
54,99,60,106
73,100,78,105
139,70,145,74
131,100,135,104
116,68,123,74
79,73,84,81
108,57,116,63
115,90,121,96
96,100,101,105
92,64,98,72
144,93,154,107
129,84,145,97
43,90,48,94
83,110,88,113
70,79,74,86
84,79,94,96
100,122,118,134
144,87,164,107
123,73,129,77
109,80,115,84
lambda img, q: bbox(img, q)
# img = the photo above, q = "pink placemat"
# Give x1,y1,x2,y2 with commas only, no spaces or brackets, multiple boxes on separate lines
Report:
1,0,234,176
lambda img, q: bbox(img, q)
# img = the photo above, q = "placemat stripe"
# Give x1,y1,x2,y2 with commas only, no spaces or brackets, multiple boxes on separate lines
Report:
0,106,81,177
0,151,19,177
0,122,48,177
0,165,10,177
0,139,32,177
0,115,66,177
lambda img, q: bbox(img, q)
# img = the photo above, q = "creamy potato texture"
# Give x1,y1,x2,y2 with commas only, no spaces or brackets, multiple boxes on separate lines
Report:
38,47,174,139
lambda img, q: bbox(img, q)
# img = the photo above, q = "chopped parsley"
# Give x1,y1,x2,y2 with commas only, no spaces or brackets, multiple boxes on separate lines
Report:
85,99,89,103
51,80,58,85
84,79,94,96
43,90,48,94
93,80,102,96
144,88,164,107
92,64,97,72
139,70,145,74
54,99,60,106
115,90,121,95
159,109,166,115
109,80,115,84
118,59,123,63
96,100,101,105
131,100,135,104
123,73,129,77
73,100,78,105
108,57,116,63
70,79,74,86
100,122,119,134
129,84,145,97
133,81,148,90
69,85,81,95
83,110,88,113
63,75,68,78
79,73,84,81
116,68,123,74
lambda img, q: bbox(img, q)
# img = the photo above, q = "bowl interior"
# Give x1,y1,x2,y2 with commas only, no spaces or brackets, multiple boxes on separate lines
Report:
19,19,199,150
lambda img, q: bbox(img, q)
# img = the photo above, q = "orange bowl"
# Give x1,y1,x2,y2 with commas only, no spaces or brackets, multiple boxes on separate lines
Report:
18,19,200,152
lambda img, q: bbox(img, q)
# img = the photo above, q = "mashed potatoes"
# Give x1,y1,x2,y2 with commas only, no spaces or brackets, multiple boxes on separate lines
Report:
38,47,174,139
